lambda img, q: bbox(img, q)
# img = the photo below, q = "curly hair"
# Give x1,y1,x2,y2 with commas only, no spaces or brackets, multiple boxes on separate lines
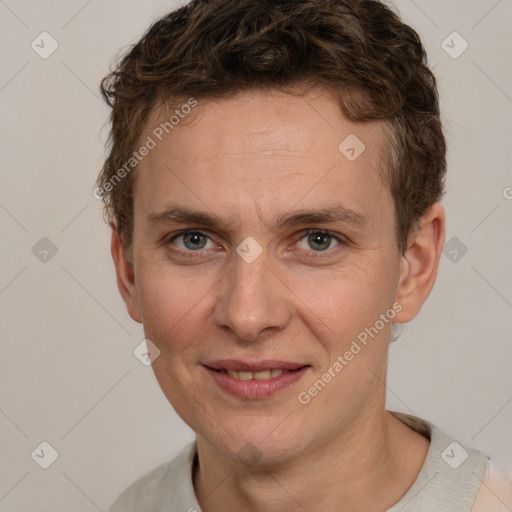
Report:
96,0,446,261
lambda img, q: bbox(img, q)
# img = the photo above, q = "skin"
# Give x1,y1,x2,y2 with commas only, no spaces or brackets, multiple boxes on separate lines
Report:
112,87,445,511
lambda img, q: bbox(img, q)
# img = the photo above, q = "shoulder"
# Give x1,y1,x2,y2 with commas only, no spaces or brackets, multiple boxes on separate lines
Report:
387,411,493,511
108,460,174,512
108,442,197,512
471,459,512,512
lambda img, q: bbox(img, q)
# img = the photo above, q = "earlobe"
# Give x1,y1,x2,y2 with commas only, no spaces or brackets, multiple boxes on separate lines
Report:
110,228,142,324
394,204,445,324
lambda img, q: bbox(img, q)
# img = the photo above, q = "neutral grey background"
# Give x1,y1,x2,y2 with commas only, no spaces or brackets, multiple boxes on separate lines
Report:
1,0,511,510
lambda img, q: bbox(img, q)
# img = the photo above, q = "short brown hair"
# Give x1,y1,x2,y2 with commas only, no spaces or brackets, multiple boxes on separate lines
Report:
96,0,446,260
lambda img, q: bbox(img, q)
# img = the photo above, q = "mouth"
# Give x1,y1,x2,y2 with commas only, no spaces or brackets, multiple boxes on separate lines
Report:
209,368,297,380
202,359,311,398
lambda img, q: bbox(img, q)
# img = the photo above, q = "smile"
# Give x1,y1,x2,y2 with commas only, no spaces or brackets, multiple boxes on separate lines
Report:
216,368,291,380
203,360,311,398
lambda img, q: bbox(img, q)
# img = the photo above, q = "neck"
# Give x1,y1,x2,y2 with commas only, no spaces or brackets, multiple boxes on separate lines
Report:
193,404,429,512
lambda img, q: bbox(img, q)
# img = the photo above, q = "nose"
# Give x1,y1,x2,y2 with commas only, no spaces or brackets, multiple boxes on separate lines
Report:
214,247,291,342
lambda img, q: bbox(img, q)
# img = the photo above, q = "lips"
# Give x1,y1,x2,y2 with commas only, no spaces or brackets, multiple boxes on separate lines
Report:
219,368,290,380
203,359,311,398
203,359,307,372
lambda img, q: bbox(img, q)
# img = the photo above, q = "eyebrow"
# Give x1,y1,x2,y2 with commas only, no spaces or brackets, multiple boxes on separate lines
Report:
144,204,371,232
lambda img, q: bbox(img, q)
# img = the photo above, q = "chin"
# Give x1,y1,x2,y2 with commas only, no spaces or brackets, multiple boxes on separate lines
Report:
201,416,312,468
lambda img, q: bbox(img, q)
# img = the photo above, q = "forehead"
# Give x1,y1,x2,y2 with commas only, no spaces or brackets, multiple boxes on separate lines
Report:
143,88,385,158
133,88,392,233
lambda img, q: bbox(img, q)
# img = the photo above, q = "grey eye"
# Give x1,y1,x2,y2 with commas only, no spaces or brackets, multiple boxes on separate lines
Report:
173,231,213,251
297,231,340,252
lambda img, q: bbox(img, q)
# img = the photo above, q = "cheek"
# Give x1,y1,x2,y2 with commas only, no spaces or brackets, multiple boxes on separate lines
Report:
136,269,215,423
137,267,213,357
293,265,396,419
291,260,395,346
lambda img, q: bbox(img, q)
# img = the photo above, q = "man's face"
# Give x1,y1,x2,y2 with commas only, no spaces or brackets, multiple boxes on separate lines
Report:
126,88,405,464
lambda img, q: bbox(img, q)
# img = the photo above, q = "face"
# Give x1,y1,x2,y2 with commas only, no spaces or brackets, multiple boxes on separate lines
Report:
113,88,441,466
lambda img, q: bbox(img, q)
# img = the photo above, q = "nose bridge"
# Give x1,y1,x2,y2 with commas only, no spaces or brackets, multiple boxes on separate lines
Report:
215,246,290,341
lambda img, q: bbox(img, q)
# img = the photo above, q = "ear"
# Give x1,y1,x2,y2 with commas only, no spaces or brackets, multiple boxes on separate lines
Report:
394,203,445,324
110,227,142,324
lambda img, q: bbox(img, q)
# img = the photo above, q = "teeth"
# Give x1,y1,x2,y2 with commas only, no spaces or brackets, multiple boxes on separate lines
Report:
222,368,291,380
254,370,271,380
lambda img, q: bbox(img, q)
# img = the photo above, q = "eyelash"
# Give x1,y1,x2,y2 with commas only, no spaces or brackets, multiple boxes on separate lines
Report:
165,229,347,258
